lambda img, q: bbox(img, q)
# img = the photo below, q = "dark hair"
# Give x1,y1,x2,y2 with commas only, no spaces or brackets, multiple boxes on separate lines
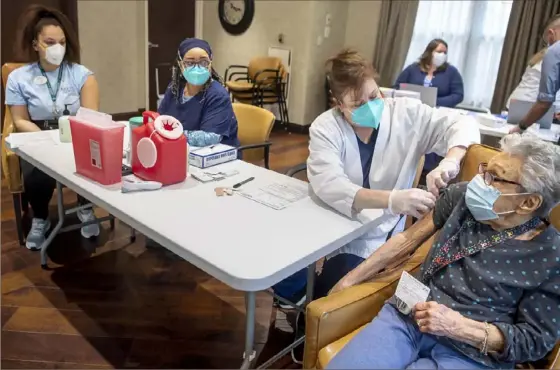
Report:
325,48,379,103
418,38,448,72
14,4,80,63
169,56,224,102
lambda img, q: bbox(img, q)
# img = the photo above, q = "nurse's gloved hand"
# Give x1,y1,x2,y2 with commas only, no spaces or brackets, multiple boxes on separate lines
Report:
389,189,437,219
426,158,460,197
185,130,222,147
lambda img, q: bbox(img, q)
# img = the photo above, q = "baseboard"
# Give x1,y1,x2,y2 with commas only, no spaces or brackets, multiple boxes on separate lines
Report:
273,120,310,134
112,109,146,121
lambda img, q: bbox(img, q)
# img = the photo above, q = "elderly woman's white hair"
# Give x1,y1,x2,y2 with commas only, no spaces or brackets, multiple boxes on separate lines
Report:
500,133,560,217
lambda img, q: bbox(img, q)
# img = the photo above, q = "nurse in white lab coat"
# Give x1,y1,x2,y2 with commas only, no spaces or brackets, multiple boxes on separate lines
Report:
272,49,480,306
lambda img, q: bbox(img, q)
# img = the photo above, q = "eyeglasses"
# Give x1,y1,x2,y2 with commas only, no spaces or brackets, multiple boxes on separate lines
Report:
178,59,210,68
478,163,520,186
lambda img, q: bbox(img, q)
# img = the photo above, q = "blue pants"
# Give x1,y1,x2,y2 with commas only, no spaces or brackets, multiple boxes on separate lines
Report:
327,304,490,369
273,253,364,300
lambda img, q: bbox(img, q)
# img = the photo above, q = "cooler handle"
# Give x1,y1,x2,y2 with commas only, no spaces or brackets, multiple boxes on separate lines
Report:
142,111,160,124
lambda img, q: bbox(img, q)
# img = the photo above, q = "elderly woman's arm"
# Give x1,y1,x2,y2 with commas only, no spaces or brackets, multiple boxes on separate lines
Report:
330,211,437,293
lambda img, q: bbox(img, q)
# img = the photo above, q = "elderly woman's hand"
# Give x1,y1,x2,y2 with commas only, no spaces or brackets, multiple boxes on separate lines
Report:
413,301,464,337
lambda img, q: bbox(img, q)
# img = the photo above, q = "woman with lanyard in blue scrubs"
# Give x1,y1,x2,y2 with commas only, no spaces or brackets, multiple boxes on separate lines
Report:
158,38,239,148
6,5,101,250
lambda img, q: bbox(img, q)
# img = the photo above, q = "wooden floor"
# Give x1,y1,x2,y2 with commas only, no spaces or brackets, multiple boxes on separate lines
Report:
1,130,309,369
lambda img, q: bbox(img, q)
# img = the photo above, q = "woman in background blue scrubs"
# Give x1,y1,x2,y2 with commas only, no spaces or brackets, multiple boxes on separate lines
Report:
158,38,239,148
394,39,465,176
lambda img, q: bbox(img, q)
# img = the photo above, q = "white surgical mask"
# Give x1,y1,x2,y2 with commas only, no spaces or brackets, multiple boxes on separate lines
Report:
45,44,66,66
432,52,447,68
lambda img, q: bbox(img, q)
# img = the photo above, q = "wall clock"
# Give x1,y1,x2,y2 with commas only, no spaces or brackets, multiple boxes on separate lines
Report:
219,0,255,36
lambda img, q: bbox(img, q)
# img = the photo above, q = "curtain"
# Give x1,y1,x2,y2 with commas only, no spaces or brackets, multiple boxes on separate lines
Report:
403,0,513,109
373,0,419,87
491,0,560,113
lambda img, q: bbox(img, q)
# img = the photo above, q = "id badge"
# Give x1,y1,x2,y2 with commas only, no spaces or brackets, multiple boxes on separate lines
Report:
394,271,430,315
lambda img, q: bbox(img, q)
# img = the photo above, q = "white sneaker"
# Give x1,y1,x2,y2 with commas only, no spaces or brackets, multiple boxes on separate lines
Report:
26,218,51,250
77,208,100,239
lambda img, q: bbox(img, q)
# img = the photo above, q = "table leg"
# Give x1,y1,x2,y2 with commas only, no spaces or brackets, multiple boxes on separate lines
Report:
240,291,256,369
40,182,65,269
306,261,317,306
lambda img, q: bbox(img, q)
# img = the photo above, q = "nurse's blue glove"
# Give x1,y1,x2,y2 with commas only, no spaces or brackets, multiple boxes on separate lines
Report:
185,130,222,147
426,158,460,197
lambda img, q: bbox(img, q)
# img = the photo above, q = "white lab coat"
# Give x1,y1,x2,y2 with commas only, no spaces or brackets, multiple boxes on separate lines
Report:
307,97,480,259
506,61,542,109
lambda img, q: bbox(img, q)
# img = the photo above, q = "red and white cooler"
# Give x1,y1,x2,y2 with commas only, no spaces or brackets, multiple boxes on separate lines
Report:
131,111,187,185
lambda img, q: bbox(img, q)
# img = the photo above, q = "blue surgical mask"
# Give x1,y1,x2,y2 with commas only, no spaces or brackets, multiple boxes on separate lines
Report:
465,175,531,221
350,99,384,129
183,65,210,86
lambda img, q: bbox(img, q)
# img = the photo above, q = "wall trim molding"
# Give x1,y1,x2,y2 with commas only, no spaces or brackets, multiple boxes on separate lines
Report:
273,120,310,135
112,109,146,122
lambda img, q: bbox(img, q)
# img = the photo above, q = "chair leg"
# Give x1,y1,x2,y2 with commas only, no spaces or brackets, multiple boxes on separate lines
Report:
13,194,25,246
264,145,270,169
110,217,115,230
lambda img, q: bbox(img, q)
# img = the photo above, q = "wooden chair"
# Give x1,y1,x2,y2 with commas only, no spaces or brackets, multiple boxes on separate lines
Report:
233,103,275,169
303,144,560,369
2,63,26,245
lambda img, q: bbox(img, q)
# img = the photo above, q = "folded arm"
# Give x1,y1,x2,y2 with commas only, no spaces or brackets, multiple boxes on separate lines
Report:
9,105,40,133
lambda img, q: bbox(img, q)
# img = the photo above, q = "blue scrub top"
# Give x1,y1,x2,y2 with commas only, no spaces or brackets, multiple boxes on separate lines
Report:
393,63,464,108
158,80,240,147
5,62,92,120
538,40,560,103
356,129,379,189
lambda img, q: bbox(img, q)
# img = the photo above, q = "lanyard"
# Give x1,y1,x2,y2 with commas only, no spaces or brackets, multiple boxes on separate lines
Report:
38,63,64,116
422,216,542,282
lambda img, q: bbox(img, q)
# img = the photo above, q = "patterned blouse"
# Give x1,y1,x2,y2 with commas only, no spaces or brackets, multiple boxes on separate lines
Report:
419,183,560,368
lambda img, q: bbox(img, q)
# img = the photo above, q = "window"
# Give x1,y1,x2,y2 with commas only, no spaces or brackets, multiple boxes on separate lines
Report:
404,0,513,108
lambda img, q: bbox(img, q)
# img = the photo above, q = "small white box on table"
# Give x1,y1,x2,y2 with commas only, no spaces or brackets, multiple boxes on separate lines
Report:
188,144,238,169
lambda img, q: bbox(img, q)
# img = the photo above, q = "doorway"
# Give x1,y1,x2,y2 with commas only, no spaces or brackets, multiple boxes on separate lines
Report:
147,0,196,111
1,0,78,127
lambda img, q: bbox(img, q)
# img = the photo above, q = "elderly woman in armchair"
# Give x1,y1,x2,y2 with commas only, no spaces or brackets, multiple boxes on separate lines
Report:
327,134,560,369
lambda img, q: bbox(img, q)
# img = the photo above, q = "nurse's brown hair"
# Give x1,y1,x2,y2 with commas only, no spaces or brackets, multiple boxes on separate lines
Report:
326,49,379,104
14,4,80,63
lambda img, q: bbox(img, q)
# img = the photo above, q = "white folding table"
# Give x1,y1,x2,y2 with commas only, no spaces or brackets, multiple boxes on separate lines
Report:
9,135,384,369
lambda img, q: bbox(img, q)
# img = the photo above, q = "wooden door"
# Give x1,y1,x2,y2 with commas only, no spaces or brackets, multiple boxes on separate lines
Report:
147,0,196,111
1,0,78,126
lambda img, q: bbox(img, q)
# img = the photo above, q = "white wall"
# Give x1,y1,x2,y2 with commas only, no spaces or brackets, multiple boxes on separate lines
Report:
203,0,313,125
344,1,382,60
202,0,382,125
78,0,147,114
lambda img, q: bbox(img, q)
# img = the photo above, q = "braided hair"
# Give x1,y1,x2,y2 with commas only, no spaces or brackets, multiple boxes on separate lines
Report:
169,63,224,103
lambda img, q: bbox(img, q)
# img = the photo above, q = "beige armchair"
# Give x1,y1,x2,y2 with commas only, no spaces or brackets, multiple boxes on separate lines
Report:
2,63,26,245
304,144,560,369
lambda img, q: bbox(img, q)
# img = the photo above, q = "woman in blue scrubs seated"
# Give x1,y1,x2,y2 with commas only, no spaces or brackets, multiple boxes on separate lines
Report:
6,5,100,249
158,38,239,148
394,39,465,176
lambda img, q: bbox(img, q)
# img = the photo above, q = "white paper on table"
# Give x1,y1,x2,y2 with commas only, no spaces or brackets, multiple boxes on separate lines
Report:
237,181,308,210
6,131,59,149
394,271,430,315
190,167,239,183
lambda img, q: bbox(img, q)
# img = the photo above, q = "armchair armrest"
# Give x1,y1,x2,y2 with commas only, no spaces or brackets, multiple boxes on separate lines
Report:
237,141,272,169
225,65,248,81
2,108,23,193
303,233,437,369
285,163,307,177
